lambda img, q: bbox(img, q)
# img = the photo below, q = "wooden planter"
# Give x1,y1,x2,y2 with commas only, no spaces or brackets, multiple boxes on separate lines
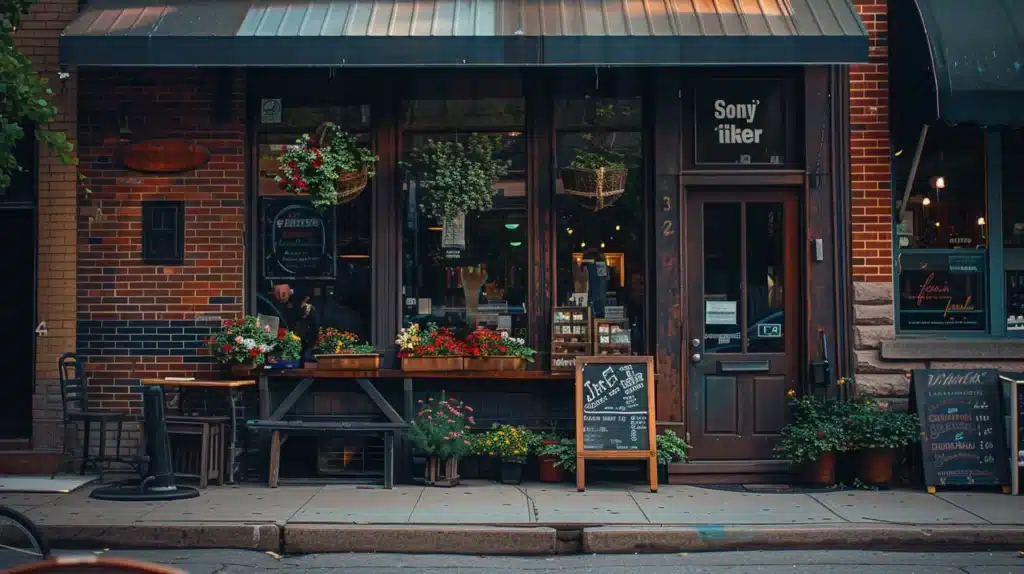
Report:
802,451,837,486
857,447,896,485
334,168,369,205
464,356,525,371
424,456,460,487
401,356,465,372
315,354,381,370
230,364,256,377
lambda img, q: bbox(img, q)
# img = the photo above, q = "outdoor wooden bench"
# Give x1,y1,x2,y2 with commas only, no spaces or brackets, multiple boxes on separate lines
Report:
246,419,407,488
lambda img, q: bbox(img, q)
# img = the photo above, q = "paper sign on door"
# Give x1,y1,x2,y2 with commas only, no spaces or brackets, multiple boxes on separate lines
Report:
705,301,737,325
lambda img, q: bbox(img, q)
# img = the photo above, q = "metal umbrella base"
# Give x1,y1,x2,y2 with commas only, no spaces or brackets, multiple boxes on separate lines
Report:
90,477,199,502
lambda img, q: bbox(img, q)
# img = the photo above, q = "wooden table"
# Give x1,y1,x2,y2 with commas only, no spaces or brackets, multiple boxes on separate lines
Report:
260,369,574,483
141,378,255,484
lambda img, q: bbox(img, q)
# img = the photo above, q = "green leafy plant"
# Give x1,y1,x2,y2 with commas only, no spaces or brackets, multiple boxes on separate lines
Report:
477,424,536,462
402,133,510,223
656,430,690,466
274,124,377,211
272,329,303,361
313,327,374,355
206,316,277,366
848,401,921,450
1,2,77,188
407,396,475,459
774,394,851,463
536,438,577,473
569,149,626,170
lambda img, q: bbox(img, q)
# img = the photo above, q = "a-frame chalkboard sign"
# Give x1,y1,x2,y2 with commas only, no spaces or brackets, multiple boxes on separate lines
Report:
575,356,658,492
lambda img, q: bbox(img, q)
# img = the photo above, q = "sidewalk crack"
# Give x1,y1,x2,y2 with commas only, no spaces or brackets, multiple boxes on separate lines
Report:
515,485,539,523
805,492,851,523
407,486,425,523
626,489,651,523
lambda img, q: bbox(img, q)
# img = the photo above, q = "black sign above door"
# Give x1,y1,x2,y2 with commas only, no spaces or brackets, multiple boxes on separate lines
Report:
694,79,786,166
262,197,336,280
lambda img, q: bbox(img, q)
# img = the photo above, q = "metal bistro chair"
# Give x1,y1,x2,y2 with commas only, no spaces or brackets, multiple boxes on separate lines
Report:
58,353,128,482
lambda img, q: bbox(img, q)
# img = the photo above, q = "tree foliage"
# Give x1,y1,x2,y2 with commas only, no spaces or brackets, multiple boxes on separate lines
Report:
1,0,76,189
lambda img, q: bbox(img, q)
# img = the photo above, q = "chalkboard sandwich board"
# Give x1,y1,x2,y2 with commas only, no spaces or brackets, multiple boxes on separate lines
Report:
575,355,658,492
912,369,1009,492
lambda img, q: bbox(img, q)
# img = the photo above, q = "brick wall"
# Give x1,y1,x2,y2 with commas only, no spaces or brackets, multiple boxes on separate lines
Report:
76,68,247,453
13,0,80,449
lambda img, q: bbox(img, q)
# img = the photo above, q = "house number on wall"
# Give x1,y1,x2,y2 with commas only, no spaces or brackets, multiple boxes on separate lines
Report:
661,196,675,237
35,321,48,336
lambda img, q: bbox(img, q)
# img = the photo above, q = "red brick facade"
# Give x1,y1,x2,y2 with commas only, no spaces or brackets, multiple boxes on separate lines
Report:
850,0,893,283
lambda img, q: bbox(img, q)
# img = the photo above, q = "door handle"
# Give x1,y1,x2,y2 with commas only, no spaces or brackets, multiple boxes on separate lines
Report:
690,352,702,364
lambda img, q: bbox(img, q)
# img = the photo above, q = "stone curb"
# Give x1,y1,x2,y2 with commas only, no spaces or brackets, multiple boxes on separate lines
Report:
37,523,280,551
284,524,558,555
582,525,1024,553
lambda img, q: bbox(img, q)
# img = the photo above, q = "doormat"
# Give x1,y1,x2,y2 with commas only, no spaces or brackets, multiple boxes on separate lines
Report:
0,475,97,494
696,483,889,494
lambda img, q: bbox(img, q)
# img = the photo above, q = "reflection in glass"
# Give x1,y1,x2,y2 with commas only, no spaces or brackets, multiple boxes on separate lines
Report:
702,203,742,353
746,203,785,353
401,99,528,340
1003,130,1024,247
555,98,644,354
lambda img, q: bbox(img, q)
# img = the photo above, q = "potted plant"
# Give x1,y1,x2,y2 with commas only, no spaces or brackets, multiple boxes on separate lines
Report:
396,323,466,372
464,327,537,371
407,396,475,486
267,328,303,369
536,438,577,477
656,430,690,484
536,433,571,483
848,401,921,485
275,123,377,211
207,315,277,376
402,133,510,251
478,424,535,485
560,103,630,212
774,392,849,486
312,327,379,370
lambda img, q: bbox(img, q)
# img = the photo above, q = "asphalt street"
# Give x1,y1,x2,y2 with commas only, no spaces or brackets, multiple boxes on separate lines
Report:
2,550,1024,573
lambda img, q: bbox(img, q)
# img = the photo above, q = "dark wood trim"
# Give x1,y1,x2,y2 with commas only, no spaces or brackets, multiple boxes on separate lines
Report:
651,72,684,425
244,71,259,315
266,369,574,380
669,459,793,474
680,171,805,187
526,70,554,366
370,82,401,368
832,65,856,379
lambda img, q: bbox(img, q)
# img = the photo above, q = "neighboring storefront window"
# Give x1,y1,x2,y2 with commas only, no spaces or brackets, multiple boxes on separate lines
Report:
1002,130,1024,333
554,97,645,354
254,105,373,351
893,125,988,332
400,99,529,339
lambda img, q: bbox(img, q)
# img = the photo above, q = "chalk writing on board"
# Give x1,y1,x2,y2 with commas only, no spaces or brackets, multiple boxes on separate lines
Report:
580,361,650,451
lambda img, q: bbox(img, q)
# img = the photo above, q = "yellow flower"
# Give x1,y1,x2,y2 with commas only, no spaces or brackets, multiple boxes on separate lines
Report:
786,389,796,398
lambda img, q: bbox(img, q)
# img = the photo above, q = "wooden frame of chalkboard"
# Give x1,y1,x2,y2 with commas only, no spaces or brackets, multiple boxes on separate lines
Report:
999,374,1024,495
912,369,1011,493
575,355,658,493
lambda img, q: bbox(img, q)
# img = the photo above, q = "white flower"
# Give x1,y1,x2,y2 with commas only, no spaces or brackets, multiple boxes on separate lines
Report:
500,331,509,339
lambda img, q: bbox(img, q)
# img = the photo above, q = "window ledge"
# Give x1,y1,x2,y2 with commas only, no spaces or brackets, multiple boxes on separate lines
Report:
881,339,1024,360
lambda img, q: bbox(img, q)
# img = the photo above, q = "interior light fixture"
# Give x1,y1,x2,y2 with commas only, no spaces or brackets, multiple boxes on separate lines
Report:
427,226,443,232
509,241,523,247
922,197,931,206
615,225,621,231
935,221,941,227
580,241,586,248
504,223,520,230
600,242,606,249
567,228,574,235
978,217,987,226
339,254,371,259
930,176,946,190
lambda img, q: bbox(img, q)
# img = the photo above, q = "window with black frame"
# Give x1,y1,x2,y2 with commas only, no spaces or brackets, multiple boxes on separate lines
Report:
1001,129,1024,334
400,99,529,340
554,97,645,356
255,104,373,355
892,124,988,333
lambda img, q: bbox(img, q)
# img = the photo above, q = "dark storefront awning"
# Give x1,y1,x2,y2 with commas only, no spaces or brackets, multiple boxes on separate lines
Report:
61,0,867,67
914,0,1024,125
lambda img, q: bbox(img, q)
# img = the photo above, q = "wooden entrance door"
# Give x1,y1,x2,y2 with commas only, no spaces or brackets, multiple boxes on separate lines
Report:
685,189,799,460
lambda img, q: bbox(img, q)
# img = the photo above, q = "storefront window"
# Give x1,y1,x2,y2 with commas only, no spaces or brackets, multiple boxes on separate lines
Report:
554,97,645,355
401,99,528,339
893,125,987,332
1002,130,1024,332
254,105,373,353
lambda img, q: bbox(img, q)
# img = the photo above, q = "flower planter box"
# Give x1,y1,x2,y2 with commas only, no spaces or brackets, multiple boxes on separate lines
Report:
267,359,302,370
230,364,257,377
857,447,896,485
464,356,525,371
424,456,460,487
315,354,381,370
401,356,465,372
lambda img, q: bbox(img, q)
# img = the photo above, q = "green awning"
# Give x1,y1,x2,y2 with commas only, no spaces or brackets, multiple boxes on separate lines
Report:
913,0,1024,125
61,0,868,67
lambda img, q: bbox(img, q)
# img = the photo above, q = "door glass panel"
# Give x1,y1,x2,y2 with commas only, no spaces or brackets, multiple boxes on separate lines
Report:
703,202,742,353
746,202,786,353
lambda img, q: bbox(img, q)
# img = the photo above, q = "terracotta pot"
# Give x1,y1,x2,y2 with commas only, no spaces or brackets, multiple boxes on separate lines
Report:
464,356,525,371
802,451,836,486
315,354,381,370
537,440,568,483
857,447,896,485
401,356,465,372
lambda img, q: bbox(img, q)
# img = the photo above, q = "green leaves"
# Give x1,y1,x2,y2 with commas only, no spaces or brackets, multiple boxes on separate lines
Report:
656,430,690,465
402,133,510,222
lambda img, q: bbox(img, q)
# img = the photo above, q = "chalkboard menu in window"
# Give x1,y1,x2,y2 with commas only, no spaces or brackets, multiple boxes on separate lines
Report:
912,369,1009,489
262,197,336,280
575,356,658,492
898,251,987,332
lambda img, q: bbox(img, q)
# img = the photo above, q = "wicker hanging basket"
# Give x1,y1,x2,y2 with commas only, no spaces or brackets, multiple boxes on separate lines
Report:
560,166,628,212
315,122,370,206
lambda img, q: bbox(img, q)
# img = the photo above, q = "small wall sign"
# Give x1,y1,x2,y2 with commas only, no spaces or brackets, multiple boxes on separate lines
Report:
261,99,282,124
119,140,211,174
261,197,336,280
694,79,786,166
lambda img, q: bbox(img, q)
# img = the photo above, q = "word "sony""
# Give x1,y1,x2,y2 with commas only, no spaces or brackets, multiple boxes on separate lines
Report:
714,99,763,145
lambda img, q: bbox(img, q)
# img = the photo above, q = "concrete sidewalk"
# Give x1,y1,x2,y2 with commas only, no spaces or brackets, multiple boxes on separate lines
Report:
3,481,1024,555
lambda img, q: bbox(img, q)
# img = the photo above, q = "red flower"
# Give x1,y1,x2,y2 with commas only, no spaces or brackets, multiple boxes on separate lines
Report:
498,345,507,353
222,344,232,352
817,430,825,439
249,348,259,358
277,328,287,339
312,159,323,169
222,320,231,327
296,179,308,189
288,160,298,169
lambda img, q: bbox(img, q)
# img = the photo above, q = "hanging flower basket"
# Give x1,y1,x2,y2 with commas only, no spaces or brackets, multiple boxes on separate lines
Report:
275,122,377,211
333,167,370,205
560,166,629,212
